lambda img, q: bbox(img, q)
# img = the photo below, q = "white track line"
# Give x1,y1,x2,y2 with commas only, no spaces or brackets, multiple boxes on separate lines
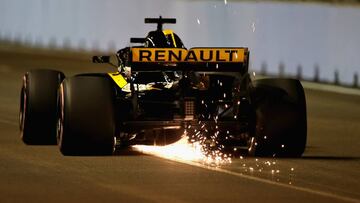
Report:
255,75,360,96
0,118,17,126
301,81,360,96
164,158,360,203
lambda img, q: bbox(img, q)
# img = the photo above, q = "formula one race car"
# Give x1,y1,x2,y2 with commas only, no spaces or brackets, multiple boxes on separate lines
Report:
19,17,307,157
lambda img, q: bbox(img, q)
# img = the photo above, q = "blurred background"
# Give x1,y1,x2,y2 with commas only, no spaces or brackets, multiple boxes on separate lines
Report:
0,0,359,86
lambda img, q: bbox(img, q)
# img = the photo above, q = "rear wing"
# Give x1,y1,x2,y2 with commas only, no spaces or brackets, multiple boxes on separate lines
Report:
145,16,176,31
130,47,249,72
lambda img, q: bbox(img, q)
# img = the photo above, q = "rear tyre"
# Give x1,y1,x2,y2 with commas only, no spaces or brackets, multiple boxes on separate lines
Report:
58,76,116,155
20,69,65,145
252,78,307,157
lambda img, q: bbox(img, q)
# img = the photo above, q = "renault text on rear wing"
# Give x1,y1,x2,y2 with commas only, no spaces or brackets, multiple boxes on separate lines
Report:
130,47,249,72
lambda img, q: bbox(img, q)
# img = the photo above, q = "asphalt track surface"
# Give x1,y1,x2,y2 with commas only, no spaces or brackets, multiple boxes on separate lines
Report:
0,45,359,203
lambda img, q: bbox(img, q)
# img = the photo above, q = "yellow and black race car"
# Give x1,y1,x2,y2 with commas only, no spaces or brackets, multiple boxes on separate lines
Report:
19,17,307,157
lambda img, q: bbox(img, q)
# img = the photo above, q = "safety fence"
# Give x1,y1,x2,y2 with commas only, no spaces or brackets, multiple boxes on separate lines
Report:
0,0,359,88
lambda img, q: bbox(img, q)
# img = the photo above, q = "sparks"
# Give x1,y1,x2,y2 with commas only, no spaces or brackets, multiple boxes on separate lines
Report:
133,132,232,166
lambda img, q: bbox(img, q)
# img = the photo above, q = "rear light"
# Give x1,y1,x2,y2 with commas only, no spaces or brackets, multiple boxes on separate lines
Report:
184,98,194,120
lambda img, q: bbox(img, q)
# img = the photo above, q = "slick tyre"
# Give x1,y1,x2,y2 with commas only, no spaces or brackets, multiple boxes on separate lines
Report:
20,69,65,145
58,76,116,155
253,78,307,157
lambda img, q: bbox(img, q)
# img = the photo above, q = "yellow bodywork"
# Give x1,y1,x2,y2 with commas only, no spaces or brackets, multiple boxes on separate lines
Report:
163,29,177,47
108,72,127,88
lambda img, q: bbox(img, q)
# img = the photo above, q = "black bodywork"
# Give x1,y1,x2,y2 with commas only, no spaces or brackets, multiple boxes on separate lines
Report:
95,17,257,153
20,17,306,157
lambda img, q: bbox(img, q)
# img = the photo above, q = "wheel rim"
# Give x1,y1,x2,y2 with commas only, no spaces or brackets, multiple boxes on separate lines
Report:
57,83,65,148
19,75,27,139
